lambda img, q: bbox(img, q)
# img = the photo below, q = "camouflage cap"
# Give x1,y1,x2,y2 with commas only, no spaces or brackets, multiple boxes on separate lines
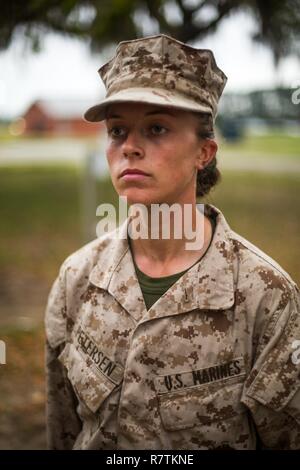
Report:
84,34,227,122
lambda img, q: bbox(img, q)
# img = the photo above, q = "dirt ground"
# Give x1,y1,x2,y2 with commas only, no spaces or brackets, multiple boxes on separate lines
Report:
0,251,49,449
0,322,47,449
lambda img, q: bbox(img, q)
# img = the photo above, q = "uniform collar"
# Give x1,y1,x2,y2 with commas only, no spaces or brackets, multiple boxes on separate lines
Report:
89,204,235,324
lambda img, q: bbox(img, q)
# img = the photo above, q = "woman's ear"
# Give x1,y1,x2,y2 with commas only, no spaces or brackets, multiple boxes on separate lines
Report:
196,139,218,170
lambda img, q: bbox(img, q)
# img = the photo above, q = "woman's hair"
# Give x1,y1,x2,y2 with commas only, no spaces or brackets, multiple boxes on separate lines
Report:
195,113,221,198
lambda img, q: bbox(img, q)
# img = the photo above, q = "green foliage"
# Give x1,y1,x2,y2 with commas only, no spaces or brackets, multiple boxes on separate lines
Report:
0,0,299,63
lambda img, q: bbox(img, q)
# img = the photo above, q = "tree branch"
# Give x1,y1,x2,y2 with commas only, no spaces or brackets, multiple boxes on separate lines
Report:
144,0,177,35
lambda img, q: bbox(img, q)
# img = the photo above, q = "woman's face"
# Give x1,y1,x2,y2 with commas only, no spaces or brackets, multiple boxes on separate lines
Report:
105,102,217,206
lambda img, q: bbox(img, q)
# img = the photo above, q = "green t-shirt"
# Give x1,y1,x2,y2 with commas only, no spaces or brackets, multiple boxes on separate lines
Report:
129,216,216,310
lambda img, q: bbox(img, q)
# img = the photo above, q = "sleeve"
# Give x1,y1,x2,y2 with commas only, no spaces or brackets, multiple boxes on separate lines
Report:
44,262,82,450
241,283,300,449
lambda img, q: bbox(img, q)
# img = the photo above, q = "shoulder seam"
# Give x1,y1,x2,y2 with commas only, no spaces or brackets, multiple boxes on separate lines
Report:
229,230,296,289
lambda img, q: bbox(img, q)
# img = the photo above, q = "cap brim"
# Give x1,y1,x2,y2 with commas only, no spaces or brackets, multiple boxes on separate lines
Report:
83,87,212,122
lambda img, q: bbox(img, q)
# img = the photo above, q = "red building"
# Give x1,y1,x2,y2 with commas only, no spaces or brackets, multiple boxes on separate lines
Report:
22,99,103,137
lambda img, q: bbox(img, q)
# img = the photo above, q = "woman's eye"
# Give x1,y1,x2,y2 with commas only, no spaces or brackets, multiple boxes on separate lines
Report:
150,125,167,135
108,127,126,138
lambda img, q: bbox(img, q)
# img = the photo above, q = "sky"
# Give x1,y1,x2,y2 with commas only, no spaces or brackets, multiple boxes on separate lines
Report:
0,10,299,119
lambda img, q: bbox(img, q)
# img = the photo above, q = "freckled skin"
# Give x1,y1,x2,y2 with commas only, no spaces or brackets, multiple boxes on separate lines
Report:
105,102,216,207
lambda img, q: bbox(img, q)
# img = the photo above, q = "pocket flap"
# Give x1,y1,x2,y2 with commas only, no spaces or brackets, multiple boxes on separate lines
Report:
157,380,246,431
58,343,118,413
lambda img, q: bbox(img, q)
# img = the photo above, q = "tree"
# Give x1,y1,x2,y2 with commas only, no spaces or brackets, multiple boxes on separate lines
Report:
1,0,299,63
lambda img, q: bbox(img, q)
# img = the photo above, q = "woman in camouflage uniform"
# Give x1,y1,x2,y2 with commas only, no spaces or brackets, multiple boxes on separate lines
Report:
45,35,300,450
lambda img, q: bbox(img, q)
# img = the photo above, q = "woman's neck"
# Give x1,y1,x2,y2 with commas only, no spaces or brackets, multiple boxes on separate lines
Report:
128,204,212,277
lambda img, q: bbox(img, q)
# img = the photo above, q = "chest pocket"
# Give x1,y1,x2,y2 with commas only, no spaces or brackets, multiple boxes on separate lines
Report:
58,342,123,413
155,375,246,431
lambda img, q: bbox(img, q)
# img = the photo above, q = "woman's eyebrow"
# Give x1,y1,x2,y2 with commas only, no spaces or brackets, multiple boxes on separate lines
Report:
106,113,122,119
106,109,176,119
145,109,176,116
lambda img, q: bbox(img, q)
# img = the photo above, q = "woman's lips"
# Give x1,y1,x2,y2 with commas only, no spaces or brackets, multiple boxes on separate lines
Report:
121,173,150,181
120,169,151,180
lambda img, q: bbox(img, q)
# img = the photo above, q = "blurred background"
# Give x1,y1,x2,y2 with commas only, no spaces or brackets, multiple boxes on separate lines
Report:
0,0,299,449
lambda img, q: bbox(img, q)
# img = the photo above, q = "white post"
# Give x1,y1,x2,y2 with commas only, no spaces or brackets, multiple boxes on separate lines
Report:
80,137,109,243
0,340,6,365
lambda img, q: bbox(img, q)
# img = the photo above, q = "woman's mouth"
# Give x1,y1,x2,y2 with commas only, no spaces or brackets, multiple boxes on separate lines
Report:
119,169,151,180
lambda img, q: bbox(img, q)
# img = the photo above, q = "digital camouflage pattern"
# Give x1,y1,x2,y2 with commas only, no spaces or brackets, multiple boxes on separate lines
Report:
84,34,227,123
45,204,300,450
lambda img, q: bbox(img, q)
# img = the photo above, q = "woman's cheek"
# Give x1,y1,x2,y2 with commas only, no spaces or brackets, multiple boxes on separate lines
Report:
106,145,114,164
106,149,118,175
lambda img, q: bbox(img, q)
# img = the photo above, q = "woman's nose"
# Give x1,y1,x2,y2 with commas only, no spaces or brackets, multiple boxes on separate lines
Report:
122,132,144,158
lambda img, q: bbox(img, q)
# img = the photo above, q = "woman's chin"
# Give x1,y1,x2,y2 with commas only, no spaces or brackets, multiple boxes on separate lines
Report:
119,191,159,207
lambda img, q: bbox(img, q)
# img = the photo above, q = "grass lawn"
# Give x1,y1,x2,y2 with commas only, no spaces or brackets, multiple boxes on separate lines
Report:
220,131,300,159
0,326,46,449
1,163,298,290
203,170,300,283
